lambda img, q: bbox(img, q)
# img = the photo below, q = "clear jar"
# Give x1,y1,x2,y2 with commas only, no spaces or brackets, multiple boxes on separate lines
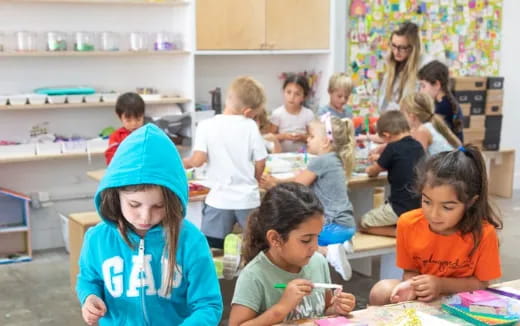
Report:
130,32,148,51
154,32,174,51
0,32,5,52
100,32,120,51
74,32,96,51
173,33,184,50
16,31,37,52
47,31,68,52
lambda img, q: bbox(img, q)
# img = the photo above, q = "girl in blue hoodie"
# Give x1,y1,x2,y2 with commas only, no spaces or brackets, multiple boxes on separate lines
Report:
76,124,223,326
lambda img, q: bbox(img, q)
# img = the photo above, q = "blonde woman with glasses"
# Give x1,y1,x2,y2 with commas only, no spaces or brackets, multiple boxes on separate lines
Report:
378,21,433,112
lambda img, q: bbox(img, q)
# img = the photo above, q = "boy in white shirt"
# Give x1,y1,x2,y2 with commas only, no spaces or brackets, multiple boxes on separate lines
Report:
183,76,268,249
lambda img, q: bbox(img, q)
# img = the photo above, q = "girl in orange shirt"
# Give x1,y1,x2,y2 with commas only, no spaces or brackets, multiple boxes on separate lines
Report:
369,145,503,305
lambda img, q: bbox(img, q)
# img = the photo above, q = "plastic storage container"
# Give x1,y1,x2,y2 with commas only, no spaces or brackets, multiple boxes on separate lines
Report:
28,93,47,105
130,32,148,51
0,32,5,52
154,32,175,51
8,94,28,105
15,31,37,52
47,95,67,104
100,32,120,51
74,32,96,51
47,31,68,51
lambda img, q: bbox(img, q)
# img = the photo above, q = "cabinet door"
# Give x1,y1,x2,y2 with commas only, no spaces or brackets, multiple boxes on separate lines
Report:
196,0,266,50
266,0,329,50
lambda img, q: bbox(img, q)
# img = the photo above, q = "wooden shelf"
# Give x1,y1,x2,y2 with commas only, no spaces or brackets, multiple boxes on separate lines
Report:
0,150,105,164
0,50,190,57
195,49,331,56
0,97,191,111
0,0,189,6
0,226,29,234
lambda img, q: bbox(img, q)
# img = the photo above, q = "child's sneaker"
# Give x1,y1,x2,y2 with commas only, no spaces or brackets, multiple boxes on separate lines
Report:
223,233,242,280
326,243,352,281
343,239,354,254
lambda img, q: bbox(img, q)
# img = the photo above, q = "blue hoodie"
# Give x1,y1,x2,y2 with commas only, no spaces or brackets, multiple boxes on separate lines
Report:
76,124,223,325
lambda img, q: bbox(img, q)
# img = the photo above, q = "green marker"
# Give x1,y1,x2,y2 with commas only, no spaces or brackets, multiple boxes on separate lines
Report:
274,283,342,290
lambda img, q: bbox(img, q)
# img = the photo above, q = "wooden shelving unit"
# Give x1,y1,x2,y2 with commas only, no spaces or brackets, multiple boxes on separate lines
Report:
0,0,189,6
0,97,191,111
0,50,190,57
0,149,105,164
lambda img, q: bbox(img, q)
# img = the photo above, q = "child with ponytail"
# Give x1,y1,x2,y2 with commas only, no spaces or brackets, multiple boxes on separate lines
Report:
229,183,356,325
261,114,357,281
400,92,461,155
418,60,464,142
369,145,502,305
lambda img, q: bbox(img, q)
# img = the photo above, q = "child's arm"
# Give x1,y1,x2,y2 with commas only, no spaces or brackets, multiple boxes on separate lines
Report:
229,279,313,326
180,230,223,325
365,162,384,177
411,275,488,302
260,169,317,189
76,229,106,325
254,159,266,183
263,134,282,153
183,151,207,169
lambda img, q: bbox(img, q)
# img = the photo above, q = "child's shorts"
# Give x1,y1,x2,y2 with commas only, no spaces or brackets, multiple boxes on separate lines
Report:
318,223,356,246
360,203,398,228
201,203,254,240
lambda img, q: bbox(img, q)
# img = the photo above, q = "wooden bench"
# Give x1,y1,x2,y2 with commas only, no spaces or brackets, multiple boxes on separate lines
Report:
347,232,401,280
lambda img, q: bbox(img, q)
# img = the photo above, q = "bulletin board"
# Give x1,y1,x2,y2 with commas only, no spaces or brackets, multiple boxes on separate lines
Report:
347,0,503,114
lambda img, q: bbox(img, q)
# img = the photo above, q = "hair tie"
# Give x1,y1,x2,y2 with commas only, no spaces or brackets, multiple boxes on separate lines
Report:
457,146,466,153
428,113,434,121
320,112,334,142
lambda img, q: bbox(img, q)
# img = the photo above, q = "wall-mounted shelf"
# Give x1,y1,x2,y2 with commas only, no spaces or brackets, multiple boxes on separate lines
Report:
195,49,331,56
0,97,191,111
0,150,105,164
0,226,29,234
0,0,189,6
0,50,190,57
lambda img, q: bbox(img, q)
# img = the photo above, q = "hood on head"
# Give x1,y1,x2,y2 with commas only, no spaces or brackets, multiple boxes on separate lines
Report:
94,124,188,224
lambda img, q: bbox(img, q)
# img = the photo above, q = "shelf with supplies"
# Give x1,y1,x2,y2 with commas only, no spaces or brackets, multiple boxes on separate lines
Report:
0,97,191,111
0,148,105,164
0,50,190,57
0,0,190,6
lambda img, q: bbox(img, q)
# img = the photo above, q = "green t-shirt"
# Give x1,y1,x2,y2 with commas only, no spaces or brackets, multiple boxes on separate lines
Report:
232,251,331,321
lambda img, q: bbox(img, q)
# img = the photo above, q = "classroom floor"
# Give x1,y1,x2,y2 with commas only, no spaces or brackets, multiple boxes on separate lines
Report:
1,191,519,326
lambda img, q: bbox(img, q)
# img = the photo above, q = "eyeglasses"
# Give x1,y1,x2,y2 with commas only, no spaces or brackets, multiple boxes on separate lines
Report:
391,43,412,53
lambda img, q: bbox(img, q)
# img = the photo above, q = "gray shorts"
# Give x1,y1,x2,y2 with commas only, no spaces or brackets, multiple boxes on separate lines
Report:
360,203,398,228
201,203,253,240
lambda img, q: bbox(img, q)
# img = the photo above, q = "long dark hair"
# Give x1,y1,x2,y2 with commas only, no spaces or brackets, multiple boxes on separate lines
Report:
242,183,323,265
418,60,463,135
415,145,502,255
100,184,183,296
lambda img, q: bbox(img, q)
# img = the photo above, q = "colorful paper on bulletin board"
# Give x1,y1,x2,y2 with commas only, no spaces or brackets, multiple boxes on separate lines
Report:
346,0,503,113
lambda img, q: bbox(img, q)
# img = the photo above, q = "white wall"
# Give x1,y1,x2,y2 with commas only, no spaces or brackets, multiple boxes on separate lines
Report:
195,54,332,112
499,0,520,189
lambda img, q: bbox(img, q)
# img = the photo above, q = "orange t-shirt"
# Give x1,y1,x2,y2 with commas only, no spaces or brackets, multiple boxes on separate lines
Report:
396,208,501,281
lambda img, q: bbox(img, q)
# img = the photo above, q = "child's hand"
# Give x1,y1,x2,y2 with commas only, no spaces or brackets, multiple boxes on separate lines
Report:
411,275,441,302
331,291,356,315
260,174,276,189
390,280,416,303
82,294,107,325
368,152,380,162
263,133,278,142
279,279,313,312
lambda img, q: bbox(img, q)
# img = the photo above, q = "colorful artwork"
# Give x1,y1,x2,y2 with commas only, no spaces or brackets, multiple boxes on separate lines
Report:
346,0,503,114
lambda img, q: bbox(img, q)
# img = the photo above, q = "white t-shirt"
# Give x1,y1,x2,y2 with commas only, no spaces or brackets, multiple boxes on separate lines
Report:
270,105,314,152
193,114,268,209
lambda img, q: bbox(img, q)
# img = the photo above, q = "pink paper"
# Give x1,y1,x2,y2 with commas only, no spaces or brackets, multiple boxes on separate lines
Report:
458,290,499,307
315,316,352,325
